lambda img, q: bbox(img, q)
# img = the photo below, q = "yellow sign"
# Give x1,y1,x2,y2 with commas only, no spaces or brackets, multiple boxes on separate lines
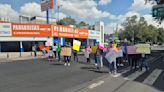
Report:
73,40,81,51
112,43,117,48
91,46,97,54
136,44,151,54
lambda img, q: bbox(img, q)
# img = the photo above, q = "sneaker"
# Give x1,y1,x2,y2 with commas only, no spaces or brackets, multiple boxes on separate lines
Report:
64,63,67,66
68,63,70,66
95,63,98,66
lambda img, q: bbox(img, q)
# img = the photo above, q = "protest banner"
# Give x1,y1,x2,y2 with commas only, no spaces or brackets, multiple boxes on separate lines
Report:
117,49,123,57
127,46,137,54
91,46,97,54
136,44,151,54
45,46,50,53
60,47,72,56
105,49,117,63
73,40,81,51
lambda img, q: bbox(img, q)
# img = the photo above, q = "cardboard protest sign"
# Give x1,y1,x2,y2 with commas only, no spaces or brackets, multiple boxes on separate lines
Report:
127,46,137,54
136,44,151,54
60,47,72,56
45,46,50,53
73,40,81,51
105,49,117,63
91,46,97,54
117,49,123,57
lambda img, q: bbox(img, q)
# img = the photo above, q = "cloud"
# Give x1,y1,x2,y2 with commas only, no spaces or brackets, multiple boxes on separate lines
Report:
20,2,46,17
129,0,154,11
143,14,164,28
98,0,112,5
105,23,123,34
54,12,67,20
0,4,19,21
57,0,110,20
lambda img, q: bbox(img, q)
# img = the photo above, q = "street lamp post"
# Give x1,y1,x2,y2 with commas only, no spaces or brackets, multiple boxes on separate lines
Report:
57,5,62,44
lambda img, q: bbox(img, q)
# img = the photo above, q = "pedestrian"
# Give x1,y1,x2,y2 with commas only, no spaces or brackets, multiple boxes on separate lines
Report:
85,45,92,63
96,46,103,69
64,43,71,66
73,49,78,62
32,44,37,57
56,44,61,63
107,44,117,74
42,46,46,57
48,46,53,61
140,54,149,71
53,43,57,59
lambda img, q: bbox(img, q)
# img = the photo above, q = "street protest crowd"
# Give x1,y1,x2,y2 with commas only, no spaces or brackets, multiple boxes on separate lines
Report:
32,40,151,76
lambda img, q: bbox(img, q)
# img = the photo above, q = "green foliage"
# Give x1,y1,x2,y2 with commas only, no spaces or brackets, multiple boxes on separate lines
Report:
118,15,164,44
57,16,76,26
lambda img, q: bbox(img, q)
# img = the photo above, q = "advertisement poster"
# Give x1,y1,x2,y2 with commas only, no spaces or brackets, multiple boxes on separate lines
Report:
12,23,52,36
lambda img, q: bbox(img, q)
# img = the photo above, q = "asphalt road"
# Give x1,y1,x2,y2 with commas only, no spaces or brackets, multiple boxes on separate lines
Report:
0,51,163,92
0,56,108,92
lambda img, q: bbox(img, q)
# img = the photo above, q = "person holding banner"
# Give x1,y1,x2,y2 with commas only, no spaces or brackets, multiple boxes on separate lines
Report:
63,43,71,66
105,45,118,75
73,50,78,62
140,54,150,71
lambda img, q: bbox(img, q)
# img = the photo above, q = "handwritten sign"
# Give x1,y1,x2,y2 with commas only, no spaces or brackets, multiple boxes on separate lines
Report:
73,40,81,51
136,44,151,54
60,47,72,56
127,46,137,54
105,49,117,63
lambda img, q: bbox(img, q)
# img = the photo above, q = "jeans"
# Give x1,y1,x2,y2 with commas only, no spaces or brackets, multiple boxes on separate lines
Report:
73,53,78,62
140,57,149,71
64,56,70,63
108,60,117,73
58,52,61,61
96,56,103,69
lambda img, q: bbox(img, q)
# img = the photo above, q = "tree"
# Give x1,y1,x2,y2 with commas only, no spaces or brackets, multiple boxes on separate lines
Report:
118,15,161,44
76,21,89,28
57,16,76,26
157,28,164,44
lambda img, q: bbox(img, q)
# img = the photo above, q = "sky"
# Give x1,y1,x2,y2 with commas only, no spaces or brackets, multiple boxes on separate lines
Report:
0,0,163,34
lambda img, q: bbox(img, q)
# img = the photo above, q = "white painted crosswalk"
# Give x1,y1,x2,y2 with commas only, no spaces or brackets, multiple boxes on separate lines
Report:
124,68,146,81
111,68,163,86
143,69,162,85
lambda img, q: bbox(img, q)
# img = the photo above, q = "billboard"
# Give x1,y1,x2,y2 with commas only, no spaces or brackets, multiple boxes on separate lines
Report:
0,23,12,36
88,30,100,40
41,0,54,11
12,23,52,37
53,25,88,39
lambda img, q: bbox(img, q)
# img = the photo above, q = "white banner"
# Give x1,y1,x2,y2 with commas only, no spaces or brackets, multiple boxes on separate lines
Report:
0,23,11,36
88,30,100,40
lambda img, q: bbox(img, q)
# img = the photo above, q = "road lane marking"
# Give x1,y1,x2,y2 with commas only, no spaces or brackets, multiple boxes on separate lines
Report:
143,69,162,85
88,80,104,89
124,68,146,81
